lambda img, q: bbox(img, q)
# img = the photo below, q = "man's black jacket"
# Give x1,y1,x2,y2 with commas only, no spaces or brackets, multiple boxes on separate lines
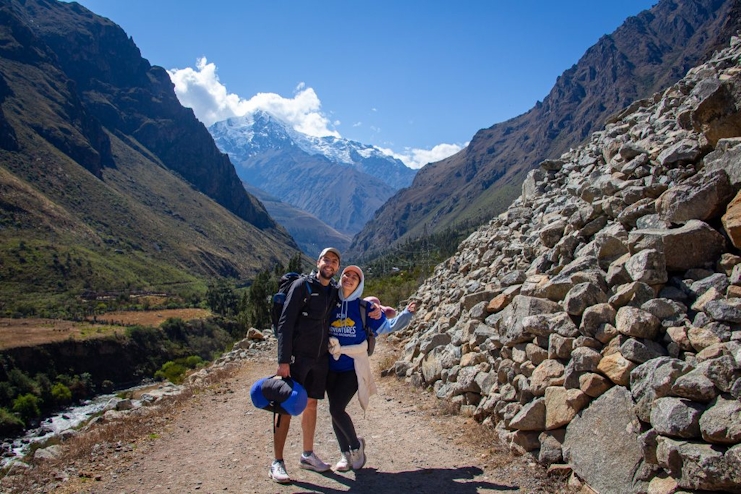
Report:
276,273,338,363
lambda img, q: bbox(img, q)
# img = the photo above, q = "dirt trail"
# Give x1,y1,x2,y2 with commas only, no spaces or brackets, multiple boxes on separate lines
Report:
11,342,566,493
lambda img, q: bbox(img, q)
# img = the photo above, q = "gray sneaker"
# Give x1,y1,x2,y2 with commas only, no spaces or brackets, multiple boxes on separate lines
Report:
269,460,290,483
299,452,331,472
350,437,366,470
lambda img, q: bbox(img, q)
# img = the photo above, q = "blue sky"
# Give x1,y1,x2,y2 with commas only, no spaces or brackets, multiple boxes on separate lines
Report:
70,1,657,168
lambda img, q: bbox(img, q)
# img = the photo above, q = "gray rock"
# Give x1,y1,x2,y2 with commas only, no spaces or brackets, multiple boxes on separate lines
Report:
620,338,667,364
508,397,546,431
657,436,741,491
707,355,741,393
626,249,668,285
689,272,730,298
579,303,617,337
699,395,741,444
631,357,690,423
650,397,704,439
563,386,643,494
629,220,726,271
570,347,601,372
703,137,741,188
655,168,733,224
671,362,719,402
538,220,567,248
563,282,607,316
704,299,741,323
538,429,566,466
657,138,702,168
641,298,688,324
486,295,561,346
616,306,661,339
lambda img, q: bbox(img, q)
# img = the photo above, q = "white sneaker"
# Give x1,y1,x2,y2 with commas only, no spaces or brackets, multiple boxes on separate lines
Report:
350,437,366,470
334,452,351,472
299,452,331,472
269,460,290,483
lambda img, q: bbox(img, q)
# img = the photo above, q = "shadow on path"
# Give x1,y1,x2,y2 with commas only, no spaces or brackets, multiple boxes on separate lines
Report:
289,466,520,493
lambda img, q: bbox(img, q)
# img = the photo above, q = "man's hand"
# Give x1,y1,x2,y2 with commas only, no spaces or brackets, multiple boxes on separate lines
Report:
276,363,290,377
407,301,418,313
368,303,382,319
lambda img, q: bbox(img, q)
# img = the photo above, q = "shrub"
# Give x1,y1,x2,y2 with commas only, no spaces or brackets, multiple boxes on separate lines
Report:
7,369,38,396
51,383,72,406
12,394,41,425
68,373,94,401
0,382,15,408
0,407,24,437
154,355,204,384
184,355,203,368
154,361,187,384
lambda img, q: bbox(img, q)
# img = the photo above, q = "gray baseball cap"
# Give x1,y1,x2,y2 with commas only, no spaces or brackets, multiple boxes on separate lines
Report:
319,247,341,262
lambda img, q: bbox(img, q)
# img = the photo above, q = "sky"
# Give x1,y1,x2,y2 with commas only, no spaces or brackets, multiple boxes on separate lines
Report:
69,1,657,169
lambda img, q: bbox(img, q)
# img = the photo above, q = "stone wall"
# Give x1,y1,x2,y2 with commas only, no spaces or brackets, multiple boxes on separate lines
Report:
392,37,741,493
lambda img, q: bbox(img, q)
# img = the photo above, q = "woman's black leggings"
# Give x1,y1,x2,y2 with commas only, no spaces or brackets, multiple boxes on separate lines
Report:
326,369,360,453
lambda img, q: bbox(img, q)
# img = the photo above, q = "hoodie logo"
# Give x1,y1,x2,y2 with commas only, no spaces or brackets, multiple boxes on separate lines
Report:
330,317,357,336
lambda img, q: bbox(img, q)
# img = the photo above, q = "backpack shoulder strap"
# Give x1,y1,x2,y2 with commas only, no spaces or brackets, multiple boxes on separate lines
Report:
358,299,368,330
359,299,376,356
297,275,312,309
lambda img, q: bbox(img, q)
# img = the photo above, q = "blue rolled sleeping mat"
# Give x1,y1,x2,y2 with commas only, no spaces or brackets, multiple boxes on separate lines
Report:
250,376,308,416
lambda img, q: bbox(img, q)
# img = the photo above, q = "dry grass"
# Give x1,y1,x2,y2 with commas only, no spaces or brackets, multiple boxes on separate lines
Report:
87,308,211,327
0,309,210,350
0,319,125,350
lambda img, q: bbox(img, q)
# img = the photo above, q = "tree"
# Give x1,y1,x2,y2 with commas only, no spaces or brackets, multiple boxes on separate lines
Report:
246,269,274,329
288,252,303,273
206,280,239,317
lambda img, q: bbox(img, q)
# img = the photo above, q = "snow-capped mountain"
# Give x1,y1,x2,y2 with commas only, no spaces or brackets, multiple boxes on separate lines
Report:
210,110,416,191
208,110,417,236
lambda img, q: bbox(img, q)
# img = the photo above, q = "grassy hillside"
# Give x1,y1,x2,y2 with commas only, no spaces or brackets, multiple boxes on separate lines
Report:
0,1,301,316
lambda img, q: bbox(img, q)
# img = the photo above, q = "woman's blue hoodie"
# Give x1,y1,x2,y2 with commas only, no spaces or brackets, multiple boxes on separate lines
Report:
328,275,388,373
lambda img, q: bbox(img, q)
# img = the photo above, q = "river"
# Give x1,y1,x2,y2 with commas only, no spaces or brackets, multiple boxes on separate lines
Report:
1,381,183,468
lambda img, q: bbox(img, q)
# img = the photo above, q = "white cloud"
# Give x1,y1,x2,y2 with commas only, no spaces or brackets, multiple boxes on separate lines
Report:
167,57,464,169
167,58,339,137
378,143,465,169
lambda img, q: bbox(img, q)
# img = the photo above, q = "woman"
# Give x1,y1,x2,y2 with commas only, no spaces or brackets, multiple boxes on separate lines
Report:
326,265,389,472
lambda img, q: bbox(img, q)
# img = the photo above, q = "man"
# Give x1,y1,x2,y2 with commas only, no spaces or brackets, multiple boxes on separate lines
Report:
270,247,341,483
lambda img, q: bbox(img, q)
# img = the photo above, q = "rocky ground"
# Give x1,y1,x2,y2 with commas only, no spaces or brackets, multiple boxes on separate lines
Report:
1,341,571,493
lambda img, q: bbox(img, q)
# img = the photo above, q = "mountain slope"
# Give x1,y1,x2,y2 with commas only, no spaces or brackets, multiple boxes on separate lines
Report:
0,0,298,313
348,0,741,259
243,184,352,255
209,111,415,235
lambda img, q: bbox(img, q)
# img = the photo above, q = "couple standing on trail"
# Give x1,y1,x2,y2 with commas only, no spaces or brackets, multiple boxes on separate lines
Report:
269,247,415,484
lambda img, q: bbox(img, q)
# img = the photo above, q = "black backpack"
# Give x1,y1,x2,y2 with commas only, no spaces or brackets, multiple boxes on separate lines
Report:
271,272,311,330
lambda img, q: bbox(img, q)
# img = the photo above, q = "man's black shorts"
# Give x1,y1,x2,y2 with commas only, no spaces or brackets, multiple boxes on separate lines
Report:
290,356,328,399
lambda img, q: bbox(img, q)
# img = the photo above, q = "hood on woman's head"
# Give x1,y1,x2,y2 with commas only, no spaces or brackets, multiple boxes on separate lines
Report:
342,265,363,282
339,265,365,302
